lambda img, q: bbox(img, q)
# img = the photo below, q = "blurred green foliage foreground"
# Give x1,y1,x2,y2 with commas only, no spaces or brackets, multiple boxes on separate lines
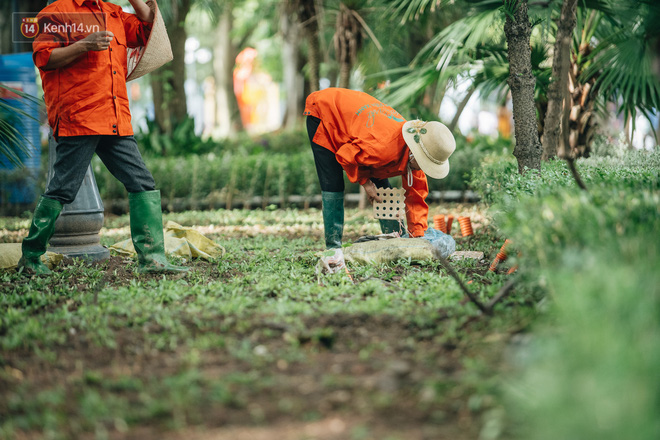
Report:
469,149,660,440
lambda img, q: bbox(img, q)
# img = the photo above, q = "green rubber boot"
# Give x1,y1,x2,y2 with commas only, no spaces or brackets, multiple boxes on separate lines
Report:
18,196,63,276
379,219,402,235
321,191,344,249
129,190,188,274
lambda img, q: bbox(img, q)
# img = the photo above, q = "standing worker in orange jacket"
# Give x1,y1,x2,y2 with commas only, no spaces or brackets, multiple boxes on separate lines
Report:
304,88,456,265
18,0,187,275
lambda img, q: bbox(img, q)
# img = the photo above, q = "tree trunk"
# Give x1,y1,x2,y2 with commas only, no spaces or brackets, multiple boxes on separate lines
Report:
565,12,598,158
150,71,170,141
504,0,542,173
168,0,191,124
300,0,321,93
150,0,191,140
429,80,445,118
334,3,361,89
281,8,304,129
213,2,243,138
0,2,13,54
542,0,577,160
449,86,475,133
338,62,351,89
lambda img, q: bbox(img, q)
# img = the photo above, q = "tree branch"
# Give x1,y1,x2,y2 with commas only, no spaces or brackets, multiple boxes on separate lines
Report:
485,277,517,311
434,250,490,315
565,157,588,192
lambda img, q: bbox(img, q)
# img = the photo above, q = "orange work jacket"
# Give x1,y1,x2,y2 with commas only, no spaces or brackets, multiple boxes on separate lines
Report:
304,88,429,237
33,0,152,137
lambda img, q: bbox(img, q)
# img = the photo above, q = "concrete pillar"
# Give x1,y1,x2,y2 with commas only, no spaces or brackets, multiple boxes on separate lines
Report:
46,135,110,261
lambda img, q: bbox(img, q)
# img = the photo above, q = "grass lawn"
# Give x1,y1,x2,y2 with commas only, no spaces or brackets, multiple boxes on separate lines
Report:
0,204,535,440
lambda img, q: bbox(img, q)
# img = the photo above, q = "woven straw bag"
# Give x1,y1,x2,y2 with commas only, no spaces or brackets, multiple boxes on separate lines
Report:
126,0,173,81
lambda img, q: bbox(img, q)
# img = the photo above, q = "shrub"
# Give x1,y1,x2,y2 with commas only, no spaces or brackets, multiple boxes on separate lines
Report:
94,152,323,208
427,134,511,193
95,131,511,206
136,117,218,157
470,150,660,439
470,150,660,206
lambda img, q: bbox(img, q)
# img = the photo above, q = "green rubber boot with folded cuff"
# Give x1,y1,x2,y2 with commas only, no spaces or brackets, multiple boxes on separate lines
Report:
321,191,344,249
18,196,63,275
379,219,401,235
129,190,188,274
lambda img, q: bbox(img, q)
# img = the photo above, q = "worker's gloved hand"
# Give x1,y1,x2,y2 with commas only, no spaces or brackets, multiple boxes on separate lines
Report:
317,248,346,274
361,181,382,204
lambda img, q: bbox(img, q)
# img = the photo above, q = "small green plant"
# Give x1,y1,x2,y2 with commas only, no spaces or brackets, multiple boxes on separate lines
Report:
136,117,218,157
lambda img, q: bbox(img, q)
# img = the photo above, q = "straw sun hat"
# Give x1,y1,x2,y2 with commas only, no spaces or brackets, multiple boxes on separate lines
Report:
126,0,173,82
402,120,456,179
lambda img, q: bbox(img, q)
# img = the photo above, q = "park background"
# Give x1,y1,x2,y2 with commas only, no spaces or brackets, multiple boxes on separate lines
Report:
1,1,659,440
1,0,658,213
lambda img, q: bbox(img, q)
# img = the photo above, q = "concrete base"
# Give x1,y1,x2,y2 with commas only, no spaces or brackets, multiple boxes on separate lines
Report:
48,243,110,262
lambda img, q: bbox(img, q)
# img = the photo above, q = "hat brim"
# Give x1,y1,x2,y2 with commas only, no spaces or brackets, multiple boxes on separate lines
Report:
126,1,173,82
402,126,450,180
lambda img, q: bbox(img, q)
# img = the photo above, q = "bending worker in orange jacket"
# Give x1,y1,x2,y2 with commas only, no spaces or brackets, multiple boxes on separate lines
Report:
304,88,456,259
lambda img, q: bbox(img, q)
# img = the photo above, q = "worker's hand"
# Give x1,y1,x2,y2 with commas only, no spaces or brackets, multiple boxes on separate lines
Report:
81,31,114,51
361,181,382,204
317,248,346,275
127,0,155,22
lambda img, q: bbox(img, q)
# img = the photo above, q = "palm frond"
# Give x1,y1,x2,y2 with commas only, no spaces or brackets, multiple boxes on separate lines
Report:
374,63,465,109
374,7,508,111
385,0,448,24
584,29,660,122
0,85,40,168
412,9,504,69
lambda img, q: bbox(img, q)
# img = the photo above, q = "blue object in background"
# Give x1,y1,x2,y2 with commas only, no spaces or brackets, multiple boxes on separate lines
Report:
0,52,41,205
404,227,457,258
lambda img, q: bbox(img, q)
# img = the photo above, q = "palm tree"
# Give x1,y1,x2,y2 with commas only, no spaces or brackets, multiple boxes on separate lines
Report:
332,1,382,89
579,0,660,150
503,0,543,172
543,0,577,160
150,0,194,141
379,0,660,160
297,0,322,93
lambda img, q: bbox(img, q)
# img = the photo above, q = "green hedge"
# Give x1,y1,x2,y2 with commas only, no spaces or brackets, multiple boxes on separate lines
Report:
92,132,511,205
94,152,322,207
469,150,660,439
471,151,660,206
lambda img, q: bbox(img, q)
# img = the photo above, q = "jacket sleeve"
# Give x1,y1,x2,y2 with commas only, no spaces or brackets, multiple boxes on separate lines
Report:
32,12,66,70
403,169,429,237
120,10,153,48
335,141,371,185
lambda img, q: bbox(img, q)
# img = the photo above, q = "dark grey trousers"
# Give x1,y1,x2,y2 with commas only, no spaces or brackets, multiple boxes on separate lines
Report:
44,135,155,204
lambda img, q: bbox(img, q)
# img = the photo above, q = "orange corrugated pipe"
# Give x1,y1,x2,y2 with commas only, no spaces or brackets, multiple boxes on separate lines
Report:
458,216,474,237
433,214,446,233
489,239,512,272
446,215,454,235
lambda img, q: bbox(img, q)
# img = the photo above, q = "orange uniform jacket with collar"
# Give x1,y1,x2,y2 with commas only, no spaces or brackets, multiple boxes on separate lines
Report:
32,0,152,137
304,88,429,237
